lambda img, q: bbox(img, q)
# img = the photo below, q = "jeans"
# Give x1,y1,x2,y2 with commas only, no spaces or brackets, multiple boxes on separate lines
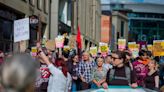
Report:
91,83,99,89
72,81,77,92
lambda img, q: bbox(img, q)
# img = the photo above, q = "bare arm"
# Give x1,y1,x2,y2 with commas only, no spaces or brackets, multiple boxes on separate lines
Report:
39,51,51,65
92,79,98,84
155,75,159,88
99,78,106,85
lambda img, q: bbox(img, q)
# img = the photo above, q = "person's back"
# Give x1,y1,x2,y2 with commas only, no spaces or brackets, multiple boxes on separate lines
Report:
0,53,38,92
47,65,71,92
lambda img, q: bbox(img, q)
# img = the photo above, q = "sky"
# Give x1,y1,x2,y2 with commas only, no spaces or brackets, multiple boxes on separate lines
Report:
101,0,164,4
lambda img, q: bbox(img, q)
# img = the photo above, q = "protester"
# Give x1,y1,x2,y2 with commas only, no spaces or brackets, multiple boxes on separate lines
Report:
103,55,113,70
0,53,38,92
67,54,80,91
102,51,137,89
37,47,72,92
0,50,4,65
132,50,149,87
91,57,107,89
159,57,164,84
78,52,96,90
124,51,133,70
144,59,159,91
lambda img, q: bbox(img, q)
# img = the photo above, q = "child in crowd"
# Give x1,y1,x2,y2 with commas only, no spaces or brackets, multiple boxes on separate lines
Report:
103,55,113,70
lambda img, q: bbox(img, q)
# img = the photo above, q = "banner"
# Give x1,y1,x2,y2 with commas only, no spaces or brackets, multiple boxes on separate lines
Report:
31,47,37,57
153,40,164,56
90,47,97,57
99,42,108,57
55,36,64,48
118,39,126,50
14,18,29,42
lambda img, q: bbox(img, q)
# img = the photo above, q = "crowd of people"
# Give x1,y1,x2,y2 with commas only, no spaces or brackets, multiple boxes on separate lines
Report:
0,43,164,92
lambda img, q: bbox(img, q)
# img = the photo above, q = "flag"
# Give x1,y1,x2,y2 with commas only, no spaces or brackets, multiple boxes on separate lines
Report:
76,25,82,49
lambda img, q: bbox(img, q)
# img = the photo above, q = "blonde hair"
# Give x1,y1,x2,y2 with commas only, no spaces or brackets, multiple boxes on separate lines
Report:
150,59,159,71
96,57,104,62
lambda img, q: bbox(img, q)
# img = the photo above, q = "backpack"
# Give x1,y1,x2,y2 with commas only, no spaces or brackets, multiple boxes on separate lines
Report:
109,66,131,84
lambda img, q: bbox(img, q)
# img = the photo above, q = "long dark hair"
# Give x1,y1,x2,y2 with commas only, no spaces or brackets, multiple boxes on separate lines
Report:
54,58,68,77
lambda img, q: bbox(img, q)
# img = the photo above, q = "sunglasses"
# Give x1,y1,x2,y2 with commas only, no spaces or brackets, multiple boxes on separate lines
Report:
111,56,120,61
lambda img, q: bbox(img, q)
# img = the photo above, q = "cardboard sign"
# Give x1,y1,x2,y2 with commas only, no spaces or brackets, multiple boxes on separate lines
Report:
55,36,64,48
153,40,164,56
31,47,37,56
118,39,126,50
20,41,26,52
90,47,97,57
14,18,29,42
45,40,55,51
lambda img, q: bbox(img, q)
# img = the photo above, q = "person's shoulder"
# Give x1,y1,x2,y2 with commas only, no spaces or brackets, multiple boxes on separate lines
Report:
132,60,140,65
153,71,159,76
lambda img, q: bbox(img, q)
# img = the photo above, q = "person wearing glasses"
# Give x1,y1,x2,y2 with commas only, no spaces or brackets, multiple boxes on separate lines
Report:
102,51,138,89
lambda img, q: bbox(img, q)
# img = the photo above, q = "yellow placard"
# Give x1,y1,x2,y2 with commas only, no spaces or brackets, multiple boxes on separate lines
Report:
118,39,126,50
128,42,136,50
31,47,37,53
147,45,153,52
31,47,37,56
90,47,97,57
153,40,164,56
99,42,108,53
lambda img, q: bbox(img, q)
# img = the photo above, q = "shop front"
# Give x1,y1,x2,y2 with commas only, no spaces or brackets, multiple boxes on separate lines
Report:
0,5,24,53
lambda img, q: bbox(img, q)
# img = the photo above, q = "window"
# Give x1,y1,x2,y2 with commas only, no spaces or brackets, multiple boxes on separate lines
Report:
121,21,124,37
37,0,43,10
0,18,13,52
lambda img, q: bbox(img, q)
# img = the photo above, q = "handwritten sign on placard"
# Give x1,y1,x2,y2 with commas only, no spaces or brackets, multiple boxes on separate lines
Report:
14,18,29,42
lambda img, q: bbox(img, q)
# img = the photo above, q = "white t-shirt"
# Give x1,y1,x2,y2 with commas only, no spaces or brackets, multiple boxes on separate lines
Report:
47,64,72,92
